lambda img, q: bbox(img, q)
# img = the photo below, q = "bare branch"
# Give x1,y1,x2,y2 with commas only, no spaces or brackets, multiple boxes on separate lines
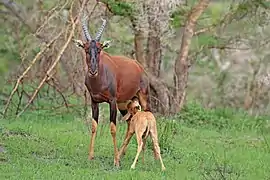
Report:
194,25,216,36
16,0,89,118
3,30,64,117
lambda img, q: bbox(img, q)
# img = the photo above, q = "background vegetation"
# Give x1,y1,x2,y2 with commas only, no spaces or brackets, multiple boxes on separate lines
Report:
1,0,270,179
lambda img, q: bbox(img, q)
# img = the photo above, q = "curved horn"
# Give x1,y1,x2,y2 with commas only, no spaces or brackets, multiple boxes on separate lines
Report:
81,14,92,41
95,18,107,41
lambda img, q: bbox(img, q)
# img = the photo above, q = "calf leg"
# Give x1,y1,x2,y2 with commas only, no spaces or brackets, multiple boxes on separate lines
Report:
131,133,144,169
150,128,166,171
120,122,132,156
118,129,134,159
141,136,147,164
142,127,150,164
89,101,99,160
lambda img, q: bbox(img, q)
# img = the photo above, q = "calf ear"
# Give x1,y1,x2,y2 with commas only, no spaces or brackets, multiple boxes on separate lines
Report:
133,100,141,111
122,112,131,121
72,39,84,48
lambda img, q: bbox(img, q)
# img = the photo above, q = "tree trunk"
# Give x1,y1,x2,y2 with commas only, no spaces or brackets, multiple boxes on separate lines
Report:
173,0,210,113
130,17,146,67
148,74,173,114
131,15,168,113
145,4,162,77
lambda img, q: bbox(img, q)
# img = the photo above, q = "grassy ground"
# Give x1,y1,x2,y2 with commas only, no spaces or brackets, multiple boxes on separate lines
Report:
1,104,270,180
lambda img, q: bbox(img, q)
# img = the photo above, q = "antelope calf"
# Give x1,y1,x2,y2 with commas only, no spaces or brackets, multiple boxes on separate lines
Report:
118,99,166,171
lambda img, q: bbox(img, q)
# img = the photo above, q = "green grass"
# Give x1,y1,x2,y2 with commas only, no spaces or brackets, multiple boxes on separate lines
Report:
1,103,270,180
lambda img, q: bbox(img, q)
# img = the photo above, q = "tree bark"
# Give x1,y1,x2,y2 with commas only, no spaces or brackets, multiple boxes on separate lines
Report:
145,4,162,77
147,74,173,114
130,14,168,113
130,17,146,67
173,0,210,113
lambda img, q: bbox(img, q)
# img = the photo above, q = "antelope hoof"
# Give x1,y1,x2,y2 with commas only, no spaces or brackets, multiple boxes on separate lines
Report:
114,159,120,167
88,155,94,160
162,167,166,171
130,165,135,170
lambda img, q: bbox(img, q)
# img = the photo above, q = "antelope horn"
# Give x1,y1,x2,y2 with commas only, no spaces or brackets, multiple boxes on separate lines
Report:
81,13,92,41
95,18,107,41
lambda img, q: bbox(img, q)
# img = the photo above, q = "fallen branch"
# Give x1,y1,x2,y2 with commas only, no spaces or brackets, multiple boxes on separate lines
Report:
16,0,89,118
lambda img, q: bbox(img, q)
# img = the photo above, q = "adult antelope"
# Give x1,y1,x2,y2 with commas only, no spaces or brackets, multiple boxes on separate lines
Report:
73,17,151,167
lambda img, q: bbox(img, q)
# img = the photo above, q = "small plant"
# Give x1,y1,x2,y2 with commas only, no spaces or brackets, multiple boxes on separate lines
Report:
261,130,270,153
201,152,241,180
175,102,269,132
158,118,178,154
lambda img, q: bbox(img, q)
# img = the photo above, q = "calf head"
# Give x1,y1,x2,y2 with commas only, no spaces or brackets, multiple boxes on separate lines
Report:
122,98,141,121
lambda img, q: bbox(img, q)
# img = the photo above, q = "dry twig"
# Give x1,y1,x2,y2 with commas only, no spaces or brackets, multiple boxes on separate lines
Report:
3,31,64,117
15,0,89,118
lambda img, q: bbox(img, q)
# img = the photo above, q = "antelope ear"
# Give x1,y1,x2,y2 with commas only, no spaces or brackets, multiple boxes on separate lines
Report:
72,39,84,48
101,40,112,49
122,112,131,121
